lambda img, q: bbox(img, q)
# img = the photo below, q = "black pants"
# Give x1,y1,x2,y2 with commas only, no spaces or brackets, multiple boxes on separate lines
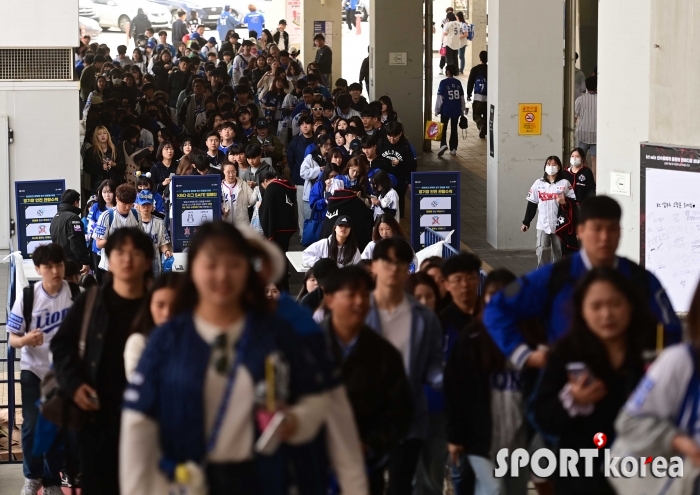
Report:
207,461,261,495
445,47,459,69
346,8,356,29
271,232,294,292
439,55,446,70
78,411,121,495
386,438,423,495
440,115,459,151
472,100,488,137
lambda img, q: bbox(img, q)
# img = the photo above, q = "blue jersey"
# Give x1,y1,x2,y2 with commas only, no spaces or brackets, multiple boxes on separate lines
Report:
483,251,682,369
436,78,465,118
244,12,265,38
217,11,232,41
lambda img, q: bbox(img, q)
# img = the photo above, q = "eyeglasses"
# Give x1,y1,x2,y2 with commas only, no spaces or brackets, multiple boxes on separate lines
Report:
212,334,229,374
312,107,323,112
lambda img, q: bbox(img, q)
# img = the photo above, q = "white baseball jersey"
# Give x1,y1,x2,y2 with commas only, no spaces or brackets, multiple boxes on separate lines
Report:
93,208,141,271
140,217,170,276
7,281,74,380
526,178,576,234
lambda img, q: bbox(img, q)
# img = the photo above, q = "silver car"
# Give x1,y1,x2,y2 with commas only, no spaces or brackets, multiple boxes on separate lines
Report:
90,0,171,32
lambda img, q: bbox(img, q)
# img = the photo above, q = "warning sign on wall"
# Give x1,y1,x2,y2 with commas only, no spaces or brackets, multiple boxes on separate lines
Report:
518,103,542,135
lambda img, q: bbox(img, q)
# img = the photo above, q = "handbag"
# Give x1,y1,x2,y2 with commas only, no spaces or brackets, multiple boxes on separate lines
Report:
440,46,447,57
40,287,98,430
424,120,444,141
302,209,324,246
459,115,469,129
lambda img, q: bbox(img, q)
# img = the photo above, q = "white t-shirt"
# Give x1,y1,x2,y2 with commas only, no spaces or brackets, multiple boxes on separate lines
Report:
140,217,170,276
526,178,576,234
378,297,412,373
443,21,463,50
7,281,74,380
221,181,239,224
93,208,141,270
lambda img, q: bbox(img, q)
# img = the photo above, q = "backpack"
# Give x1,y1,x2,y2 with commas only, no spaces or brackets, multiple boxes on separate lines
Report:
107,208,139,230
22,282,81,328
467,23,475,41
474,74,487,96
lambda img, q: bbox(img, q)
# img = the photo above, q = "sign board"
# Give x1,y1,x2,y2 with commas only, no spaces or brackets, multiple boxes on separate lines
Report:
285,0,302,52
411,172,460,251
518,103,542,135
640,142,700,312
313,21,333,47
489,104,495,157
171,175,221,252
389,52,407,65
609,171,631,197
15,180,65,258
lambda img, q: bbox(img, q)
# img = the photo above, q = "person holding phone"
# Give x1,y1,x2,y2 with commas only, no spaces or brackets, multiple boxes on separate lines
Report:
530,268,654,495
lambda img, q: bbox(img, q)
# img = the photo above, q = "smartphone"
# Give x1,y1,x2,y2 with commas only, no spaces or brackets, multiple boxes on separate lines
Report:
88,391,100,408
566,362,591,382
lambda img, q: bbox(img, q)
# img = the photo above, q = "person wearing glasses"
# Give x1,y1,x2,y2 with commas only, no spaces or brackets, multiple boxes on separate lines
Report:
120,222,328,495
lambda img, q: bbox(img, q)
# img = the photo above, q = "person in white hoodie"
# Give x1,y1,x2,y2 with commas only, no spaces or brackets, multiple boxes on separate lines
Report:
300,134,332,218
303,215,362,268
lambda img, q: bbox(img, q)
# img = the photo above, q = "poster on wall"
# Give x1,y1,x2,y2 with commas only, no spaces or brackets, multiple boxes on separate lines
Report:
410,171,460,251
285,0,302,52
171,175,221,252
640,142,700,313
15,180,65,258
313,21,333,47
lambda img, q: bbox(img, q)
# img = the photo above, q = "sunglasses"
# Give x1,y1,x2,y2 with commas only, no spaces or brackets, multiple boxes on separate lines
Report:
312,107,323,111
212,334,229,374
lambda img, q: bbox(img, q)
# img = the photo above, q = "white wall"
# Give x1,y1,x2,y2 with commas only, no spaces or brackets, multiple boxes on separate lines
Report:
6,0,78,47
486,0,563,249
596,0,651,261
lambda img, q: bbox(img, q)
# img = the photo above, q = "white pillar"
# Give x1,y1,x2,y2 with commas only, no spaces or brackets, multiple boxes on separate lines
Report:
486,0,564,249
301,0,342,84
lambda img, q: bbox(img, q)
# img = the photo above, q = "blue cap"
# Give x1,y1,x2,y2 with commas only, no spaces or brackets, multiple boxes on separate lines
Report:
156,43,165,51
191,32,201,39
147,40,156,49
208,37,216,44
136,191,154,205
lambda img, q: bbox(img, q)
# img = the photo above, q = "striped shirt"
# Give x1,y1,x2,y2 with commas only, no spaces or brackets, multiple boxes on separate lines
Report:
574,92,597,145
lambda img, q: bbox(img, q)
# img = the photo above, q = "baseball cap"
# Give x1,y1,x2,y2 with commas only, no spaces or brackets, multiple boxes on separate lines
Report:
147,40,156,49
312,87,324,95
231,32,240,39
224,4,230,9
236,106,251,116
279,19,287,25
289,48,299,56
242,39,254,47
204,62,216,71
156,43,165,52
208,37,217,44
191,32,201,40
255,117,269,128
335,215,352,228
136,191,154,205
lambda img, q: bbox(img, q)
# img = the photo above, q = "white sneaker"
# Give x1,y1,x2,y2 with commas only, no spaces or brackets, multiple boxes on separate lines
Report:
438,70,444,75
21,478,42,495
449,149,457,155
437,145,449,157
43,487,64,495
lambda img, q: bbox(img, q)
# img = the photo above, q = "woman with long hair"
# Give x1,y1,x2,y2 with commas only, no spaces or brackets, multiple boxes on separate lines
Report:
286,61,303,85
262,77,286,129
83,75,107,121
531,268,655,495
405,271,442,313
300,134,332,217
369,169,399,221
521,156,577,267
340,155,370,197
456,11,470,75
119,222,328,495
564,147,596,204
221,161,257,228
361,214,405,260
308,164,342,221
150,141,176,196
303,215,362,268
379,95,398,123
87,179,117,283
89,126,124,190
131,50,147,73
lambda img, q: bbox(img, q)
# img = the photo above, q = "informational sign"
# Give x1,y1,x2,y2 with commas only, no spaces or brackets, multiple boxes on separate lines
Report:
489,104,495,157
313,21,333,47
411,172,460,251
641,143,700,312
285,0,302,52
15,180,65,258
171,175,221,252
609,171,631,197
389,52,407,65
518,103,542,135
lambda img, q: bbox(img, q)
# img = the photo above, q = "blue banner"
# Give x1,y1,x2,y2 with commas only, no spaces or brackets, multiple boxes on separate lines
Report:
171,175,221,252
410,171,460,251
15,180,65,258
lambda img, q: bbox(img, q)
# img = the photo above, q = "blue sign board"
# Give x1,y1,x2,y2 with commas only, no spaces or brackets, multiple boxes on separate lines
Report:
171,175,222,252
15,180,65,258
410,171,460,251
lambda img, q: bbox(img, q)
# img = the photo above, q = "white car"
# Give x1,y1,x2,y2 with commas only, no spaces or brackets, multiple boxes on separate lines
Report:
79,16,102,40
90,0,171,32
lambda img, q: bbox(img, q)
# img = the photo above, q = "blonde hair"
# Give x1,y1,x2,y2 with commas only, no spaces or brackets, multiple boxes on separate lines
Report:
92,126,116,162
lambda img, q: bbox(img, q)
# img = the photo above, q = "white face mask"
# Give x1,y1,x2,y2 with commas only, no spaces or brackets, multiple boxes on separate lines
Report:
570,157,582,167
112,78,122,85
545,165,559,176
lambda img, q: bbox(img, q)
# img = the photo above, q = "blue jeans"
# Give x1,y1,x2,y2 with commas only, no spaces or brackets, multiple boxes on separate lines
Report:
459,46,467,73
20,370,63,485
451,454,529,495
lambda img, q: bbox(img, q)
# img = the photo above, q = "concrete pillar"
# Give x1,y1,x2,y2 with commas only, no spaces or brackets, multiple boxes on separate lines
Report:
486,0,564,250
578,0,598,77
301,0,342,85
469,0,488,69
369,0,424,150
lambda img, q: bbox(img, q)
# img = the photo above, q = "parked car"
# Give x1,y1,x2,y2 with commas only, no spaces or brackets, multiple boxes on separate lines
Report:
79,16,102,40
146,0,206,26
90,0,171,32
79,0,100,21
342,0,369,22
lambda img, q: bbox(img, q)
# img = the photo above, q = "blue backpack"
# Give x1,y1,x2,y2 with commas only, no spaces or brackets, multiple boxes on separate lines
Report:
467,23,475,41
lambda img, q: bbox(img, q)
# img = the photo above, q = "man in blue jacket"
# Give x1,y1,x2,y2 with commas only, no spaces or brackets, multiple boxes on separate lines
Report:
287,115,316,238
366,238,443,495
483,195,682,370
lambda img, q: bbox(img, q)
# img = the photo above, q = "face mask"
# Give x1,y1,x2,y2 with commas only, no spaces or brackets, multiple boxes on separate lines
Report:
545,165,559,176
570,157,582,167
112,78,122,85
139,41,147,47
148,110,158,118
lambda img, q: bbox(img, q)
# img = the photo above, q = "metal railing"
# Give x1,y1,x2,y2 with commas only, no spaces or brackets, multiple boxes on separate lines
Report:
1,255,21,463
422,228,488,294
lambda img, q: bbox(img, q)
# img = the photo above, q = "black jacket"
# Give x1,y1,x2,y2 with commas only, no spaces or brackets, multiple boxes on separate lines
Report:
315,45,333,73
377,137,415,189
260,179,298,240
167,69,191,108
272,30,289,51
320,189,374,251
323,320,414,464
172,19,188,45
130,13,152,38
50,202,91,266
564,166,596,204
466,63,488,99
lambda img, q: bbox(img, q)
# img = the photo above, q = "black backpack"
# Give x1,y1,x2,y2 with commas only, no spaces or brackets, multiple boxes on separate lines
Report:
22,282,82,328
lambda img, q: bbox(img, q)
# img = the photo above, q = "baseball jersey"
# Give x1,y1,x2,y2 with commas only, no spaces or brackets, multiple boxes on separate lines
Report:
7,281,74,380
526,178,576,234
436,78,465,118
93,208,141,271
221,181,239,224
443,20,463,50
140,217,170,277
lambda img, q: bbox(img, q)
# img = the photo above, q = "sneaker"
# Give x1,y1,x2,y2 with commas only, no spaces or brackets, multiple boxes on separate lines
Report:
449,149,457,155
438,70,444,76
437,145,448,157
43,486,64,495
20,478,42,495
